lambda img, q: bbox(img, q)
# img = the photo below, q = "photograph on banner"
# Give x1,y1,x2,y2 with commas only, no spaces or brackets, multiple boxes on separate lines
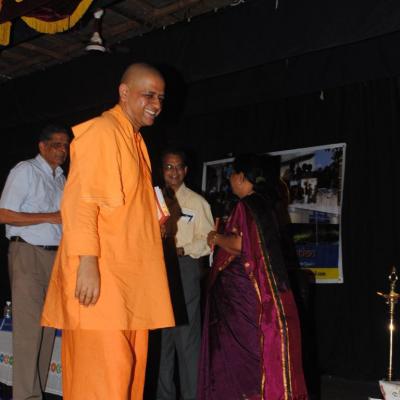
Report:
201,157,236,219
271,143,345,283
202,143,346,284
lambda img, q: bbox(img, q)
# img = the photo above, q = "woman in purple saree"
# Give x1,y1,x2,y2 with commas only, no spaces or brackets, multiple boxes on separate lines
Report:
198,154,308,400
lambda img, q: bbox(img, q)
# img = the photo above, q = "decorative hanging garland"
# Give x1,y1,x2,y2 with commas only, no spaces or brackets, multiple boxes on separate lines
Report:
0,0,93,46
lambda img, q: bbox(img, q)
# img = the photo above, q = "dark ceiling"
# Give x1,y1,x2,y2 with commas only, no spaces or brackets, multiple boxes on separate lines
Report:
0,0,238,83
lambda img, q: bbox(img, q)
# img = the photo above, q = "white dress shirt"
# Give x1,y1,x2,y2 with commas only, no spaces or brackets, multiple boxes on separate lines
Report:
0,154,65,245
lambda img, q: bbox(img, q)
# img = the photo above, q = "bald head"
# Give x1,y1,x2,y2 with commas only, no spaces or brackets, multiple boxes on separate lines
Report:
118,63,165,132
120,63,164,87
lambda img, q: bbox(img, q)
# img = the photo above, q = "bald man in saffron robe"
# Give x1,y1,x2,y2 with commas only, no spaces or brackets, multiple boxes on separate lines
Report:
41,63,175,399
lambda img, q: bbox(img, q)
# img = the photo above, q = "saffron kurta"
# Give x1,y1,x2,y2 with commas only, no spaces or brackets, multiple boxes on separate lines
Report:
41,104,175,330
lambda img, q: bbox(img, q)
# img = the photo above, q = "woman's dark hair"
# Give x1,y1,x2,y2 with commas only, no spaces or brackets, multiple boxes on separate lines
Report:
233,153,281,200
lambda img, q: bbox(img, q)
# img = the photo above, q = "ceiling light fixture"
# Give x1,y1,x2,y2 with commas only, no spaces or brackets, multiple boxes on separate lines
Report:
85,9,106,52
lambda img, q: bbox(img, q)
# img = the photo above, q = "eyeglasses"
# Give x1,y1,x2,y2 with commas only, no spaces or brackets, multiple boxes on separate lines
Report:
46,141,69,150
163,163,186,171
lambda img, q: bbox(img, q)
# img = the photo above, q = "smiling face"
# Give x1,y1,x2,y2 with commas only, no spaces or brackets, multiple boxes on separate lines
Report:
39,132,70,171
162,153,187,192
119,69,165,132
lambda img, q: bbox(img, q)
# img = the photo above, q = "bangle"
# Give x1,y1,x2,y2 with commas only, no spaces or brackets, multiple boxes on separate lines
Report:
211,232,218,245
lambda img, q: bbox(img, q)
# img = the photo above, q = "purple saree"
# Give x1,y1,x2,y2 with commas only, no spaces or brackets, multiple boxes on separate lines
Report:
198,193,308,400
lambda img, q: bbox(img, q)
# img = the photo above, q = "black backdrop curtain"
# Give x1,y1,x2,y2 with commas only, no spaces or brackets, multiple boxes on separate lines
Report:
1,74,400,380
146,75,386,381
159,77,400,380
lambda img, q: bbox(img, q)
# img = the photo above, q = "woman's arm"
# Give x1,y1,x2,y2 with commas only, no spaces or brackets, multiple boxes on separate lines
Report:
207,230,242,256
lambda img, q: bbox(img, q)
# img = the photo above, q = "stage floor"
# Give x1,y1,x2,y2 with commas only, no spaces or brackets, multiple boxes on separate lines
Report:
0,375,384,400
320,375,382,400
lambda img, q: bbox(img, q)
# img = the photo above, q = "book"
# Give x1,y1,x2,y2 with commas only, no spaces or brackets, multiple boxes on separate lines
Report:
154,186,170,224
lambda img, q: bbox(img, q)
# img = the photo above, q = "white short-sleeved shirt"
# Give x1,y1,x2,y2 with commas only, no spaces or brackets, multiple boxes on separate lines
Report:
0,154,65,245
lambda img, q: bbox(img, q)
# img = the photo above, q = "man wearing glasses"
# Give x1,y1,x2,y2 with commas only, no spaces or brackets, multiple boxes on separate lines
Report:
157,149,214,400
0,125,69,400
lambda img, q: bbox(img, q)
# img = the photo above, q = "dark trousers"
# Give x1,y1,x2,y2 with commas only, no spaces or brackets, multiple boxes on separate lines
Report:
156,256,201,400
8,241,56,400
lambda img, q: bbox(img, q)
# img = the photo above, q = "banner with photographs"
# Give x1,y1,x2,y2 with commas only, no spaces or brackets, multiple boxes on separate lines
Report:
202,143,346,284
